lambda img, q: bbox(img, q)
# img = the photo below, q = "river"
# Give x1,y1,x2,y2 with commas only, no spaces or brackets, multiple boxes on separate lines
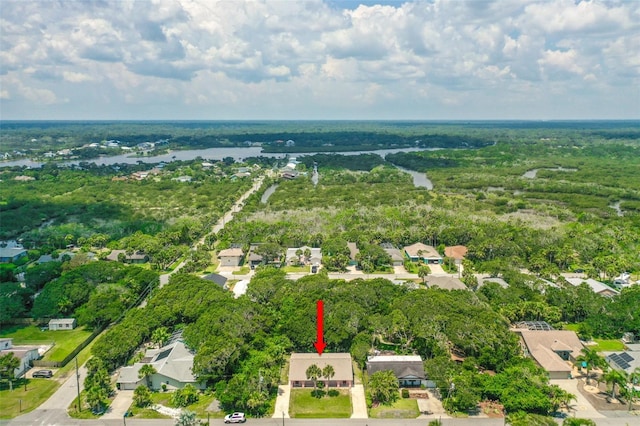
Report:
1,146,429,169
392,165,433,190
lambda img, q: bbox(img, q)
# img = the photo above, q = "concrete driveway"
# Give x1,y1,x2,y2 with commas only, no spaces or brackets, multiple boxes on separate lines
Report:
350,384,368,418
272,385,290,419
551,379,605,419
102,390,133,419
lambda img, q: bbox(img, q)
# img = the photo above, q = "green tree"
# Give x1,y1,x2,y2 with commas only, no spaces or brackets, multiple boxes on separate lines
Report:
0,352,21,391
133,384,152,407
418,264,431,285
172,384,200,407
576,347,605,385
506,412,556,426
322,364,335,391
562,418,596,426
151,327,170,348
84,358,112,413
138,364,157,389
175,409,198,426
603,369,626,400
306,364,322,395
368,370,399,405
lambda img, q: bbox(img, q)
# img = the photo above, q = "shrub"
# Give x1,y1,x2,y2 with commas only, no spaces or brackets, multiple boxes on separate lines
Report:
171,384,199,407
402,388,410,398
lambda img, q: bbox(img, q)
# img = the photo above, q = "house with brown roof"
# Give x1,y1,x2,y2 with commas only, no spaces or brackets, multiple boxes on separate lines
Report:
513,327,584,379
444,245,468,260
217,247,244,267
403,243,442,264
289,353,353,388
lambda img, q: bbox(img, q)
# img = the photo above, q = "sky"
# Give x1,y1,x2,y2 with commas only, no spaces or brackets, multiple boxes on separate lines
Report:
0,0,638,120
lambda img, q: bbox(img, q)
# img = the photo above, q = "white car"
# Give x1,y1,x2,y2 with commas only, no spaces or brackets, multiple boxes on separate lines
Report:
224,412,246,423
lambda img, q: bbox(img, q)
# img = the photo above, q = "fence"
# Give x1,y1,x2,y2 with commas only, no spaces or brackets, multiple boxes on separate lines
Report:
32,326,104,369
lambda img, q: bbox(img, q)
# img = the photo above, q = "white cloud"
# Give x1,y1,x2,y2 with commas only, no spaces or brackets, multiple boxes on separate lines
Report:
0,0,638,119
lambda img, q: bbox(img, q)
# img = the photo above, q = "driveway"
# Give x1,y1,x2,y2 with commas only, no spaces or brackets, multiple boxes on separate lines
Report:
350,384,368,418
272,385,290,419
551,379,605,419
102,390,133,419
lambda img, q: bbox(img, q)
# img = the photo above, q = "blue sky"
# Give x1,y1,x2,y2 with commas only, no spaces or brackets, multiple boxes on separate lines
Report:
0,0,638,120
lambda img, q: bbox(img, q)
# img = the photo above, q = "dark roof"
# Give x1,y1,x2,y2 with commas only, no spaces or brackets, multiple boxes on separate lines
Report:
202,273,228,288
366,355,425,380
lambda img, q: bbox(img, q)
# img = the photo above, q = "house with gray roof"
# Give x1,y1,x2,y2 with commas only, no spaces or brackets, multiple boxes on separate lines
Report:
286,246,322,266
0,247,27,263
48,318,77,331
116,340,204,391
565,277,619,297
380,243,404,266
366,355,433,388
0,338,40,378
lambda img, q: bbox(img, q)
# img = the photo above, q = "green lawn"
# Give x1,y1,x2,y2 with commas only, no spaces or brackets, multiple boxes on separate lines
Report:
0,325,93,362
0,329,103,419
232,266,251,275
369,397,419,419
283,265,310,273
289,388,351,418
127,390,222,419
591,339,625,352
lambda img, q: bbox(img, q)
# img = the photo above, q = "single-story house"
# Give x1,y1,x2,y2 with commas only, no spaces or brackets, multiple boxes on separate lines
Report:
366,355,433,388
347,242,359,266
48,318,77,331
478,276,510,289
286,246,322,266
403,243,442,264
0,338,40,378
289,353,353,388
426,276,466,290
247,245,264,268
202,273,228,290
513,328,584,379
117,340,205,391
380,243,404,266
565,277,619,297
444,245,468,260
217,247,244,267
0,247,27,263
106,250,149,264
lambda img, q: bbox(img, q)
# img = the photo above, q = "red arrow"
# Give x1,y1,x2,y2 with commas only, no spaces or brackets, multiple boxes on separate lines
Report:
314,300,326,355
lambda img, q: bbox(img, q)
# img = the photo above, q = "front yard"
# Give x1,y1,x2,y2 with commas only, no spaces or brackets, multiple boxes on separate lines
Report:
369,397,419,419
289,388,351,418
126,389,223,419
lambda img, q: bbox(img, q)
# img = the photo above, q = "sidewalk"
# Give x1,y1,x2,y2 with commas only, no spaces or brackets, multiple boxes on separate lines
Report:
272,385,290,419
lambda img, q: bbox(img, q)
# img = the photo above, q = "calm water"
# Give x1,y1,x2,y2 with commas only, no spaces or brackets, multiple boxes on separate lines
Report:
392,165,433,190
1,146,428,168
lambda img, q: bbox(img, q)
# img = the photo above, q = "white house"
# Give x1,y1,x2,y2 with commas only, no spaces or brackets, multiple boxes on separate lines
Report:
117,340,204,391
48,318,77,331
286,246,322,266
0,338,40,378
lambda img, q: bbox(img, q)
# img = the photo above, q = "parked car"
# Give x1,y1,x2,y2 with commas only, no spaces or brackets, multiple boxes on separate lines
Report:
224,412,246,423
32,370,53,378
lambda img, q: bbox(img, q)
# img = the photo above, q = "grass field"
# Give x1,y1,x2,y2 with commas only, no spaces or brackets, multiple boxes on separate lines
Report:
0,329,103,419
0,325,93,362
591,339,626,352
369,397,419,419
289,388,351,418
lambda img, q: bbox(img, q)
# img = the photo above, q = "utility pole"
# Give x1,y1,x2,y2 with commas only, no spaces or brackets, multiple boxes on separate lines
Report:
282,411,285,426
75,357,81,412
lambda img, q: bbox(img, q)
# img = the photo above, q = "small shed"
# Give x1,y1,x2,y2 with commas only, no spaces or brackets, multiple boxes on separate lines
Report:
48,318,77,331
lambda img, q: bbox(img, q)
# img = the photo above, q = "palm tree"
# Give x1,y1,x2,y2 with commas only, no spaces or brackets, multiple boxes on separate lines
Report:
138,364,157,389
576,347,605,386
418,264,431,286
322,364,335,392
305,364,322,396
151,327,170,348
603,369,627,401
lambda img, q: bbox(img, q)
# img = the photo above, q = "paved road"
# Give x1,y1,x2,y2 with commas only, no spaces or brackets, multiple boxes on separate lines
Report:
158,176,265,289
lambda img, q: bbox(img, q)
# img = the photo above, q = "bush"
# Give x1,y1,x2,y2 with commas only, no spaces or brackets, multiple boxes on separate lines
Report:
401,388,410,398
171,384,199,407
